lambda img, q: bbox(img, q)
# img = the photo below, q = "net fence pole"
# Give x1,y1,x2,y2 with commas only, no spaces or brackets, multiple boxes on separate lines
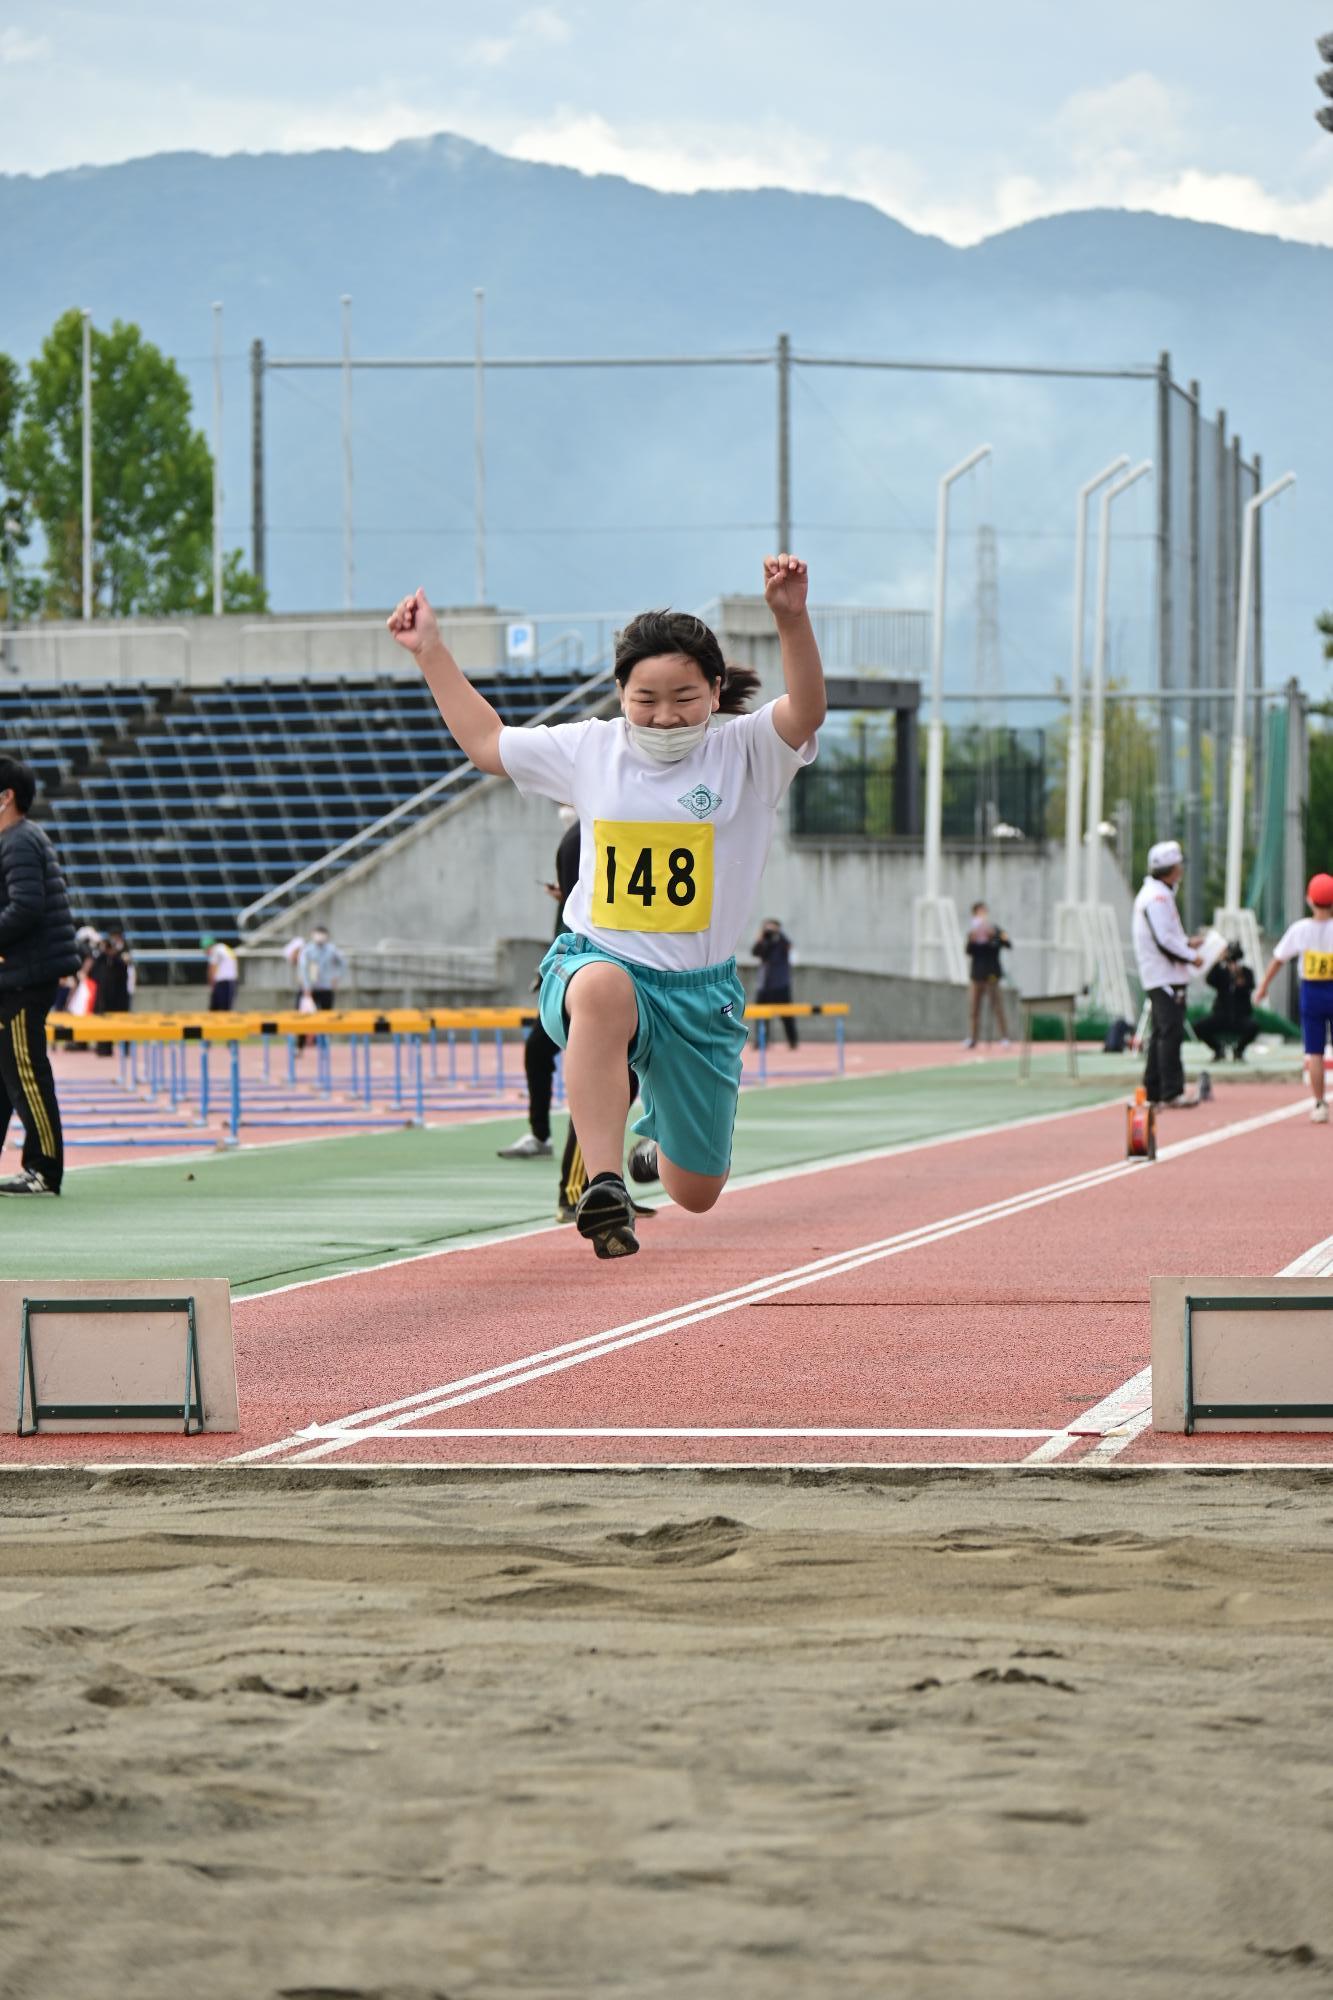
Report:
1155,352,1173,845
212,302,224,617
1186,381,1203,930
341,295,354,611
474,288,486,604
251,338,266,591
776,332,791,551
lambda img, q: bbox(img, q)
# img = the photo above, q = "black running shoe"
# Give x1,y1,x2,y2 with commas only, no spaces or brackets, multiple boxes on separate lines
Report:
0,1169,58,1196
626,1139,659,1185
574,1176,639,1259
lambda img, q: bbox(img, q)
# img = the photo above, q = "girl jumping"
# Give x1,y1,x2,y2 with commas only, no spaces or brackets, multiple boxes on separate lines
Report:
388,555,825,1259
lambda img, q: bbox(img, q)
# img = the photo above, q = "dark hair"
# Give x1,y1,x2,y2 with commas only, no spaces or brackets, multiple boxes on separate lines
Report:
614,610,761,713
0,755,36,814
971,900,987,914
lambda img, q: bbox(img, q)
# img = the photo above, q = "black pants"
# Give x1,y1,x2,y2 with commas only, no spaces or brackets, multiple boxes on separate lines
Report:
210,979,237,1013
524,1020,559,1143
296,987,335,1051
0,983,64,1190
759,982,798,1049
1144,986,1187,1104
557,1061,641,1212
1195,1010,1258,1061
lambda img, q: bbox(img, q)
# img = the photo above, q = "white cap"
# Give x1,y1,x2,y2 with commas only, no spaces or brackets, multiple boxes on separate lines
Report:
1147,839,1184,872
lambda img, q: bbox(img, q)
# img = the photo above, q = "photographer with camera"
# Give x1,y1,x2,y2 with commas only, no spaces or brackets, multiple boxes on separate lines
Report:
1196,941,1258,1063
752,917,798,1050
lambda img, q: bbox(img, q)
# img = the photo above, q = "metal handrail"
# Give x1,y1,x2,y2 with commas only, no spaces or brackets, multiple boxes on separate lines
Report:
236,661,617,935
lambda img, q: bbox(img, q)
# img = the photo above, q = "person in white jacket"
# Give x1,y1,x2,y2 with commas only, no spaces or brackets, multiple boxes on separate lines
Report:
1131,839,1202,1105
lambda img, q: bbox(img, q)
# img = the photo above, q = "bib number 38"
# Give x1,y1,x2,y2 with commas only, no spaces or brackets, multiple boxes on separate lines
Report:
591,819,714,934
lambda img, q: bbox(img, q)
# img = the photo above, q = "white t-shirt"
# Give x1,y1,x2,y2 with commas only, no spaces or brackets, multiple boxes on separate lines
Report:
1131,876,1195,991
498,704,817,970
208,943,238,983
1273,916,1333,983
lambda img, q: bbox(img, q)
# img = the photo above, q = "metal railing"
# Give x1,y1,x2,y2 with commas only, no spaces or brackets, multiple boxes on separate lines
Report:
236,662,618,937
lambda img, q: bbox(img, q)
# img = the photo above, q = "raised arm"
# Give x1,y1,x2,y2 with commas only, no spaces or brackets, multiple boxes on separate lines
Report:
387,588,507,776
763,555,827,750
1253,952,1285,1005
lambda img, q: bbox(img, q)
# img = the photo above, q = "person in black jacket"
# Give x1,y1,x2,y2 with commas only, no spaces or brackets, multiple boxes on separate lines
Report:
752,918,798,1049
1196,942,1259,1062
0,756,79,1195
963,902,1012,1049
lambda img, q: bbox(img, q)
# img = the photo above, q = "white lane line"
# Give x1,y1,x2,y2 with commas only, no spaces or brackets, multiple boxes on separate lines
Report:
235,1095,1310,1467
232,1090,1122,1305
289,1425,1060,1442
1033,1210,1333,1466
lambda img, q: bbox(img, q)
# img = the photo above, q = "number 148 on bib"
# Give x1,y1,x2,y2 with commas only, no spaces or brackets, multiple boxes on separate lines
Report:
590,819,714,934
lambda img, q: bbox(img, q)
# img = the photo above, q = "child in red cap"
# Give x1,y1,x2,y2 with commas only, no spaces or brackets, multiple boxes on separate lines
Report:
1255,872,1333,1123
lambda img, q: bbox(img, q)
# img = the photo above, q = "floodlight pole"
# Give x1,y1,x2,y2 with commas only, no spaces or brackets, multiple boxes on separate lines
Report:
341,295,354,610
1064,455,1129,907
1084,460,1152,905
1223,472,1296,910
922,443,992,904
81,309,93,619
212,302,224,617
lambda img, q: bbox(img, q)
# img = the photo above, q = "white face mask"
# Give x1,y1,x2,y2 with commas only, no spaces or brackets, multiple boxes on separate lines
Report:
626,718,713,764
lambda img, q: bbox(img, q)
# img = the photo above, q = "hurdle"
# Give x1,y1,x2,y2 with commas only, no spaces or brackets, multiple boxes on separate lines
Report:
42,998,853,1150
748,1003,849,1081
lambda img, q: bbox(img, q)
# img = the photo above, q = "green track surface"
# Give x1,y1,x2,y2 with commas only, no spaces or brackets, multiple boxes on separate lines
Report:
3,1058,1132,1298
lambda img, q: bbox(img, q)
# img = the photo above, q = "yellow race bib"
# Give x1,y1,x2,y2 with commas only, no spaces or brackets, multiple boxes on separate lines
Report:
590,820,713,934
1302,950,1333,981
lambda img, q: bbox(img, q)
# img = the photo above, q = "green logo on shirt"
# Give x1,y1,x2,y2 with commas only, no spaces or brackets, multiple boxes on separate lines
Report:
678,785,722,820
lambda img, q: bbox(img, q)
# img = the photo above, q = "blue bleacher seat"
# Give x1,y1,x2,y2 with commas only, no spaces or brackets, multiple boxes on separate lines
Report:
6,669,583,960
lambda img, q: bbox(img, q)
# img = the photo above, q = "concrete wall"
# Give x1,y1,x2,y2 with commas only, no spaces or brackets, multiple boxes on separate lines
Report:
5,607,518,687
250,757,1135,1014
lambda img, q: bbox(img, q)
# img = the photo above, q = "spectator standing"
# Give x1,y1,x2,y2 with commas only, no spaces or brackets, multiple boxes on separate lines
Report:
1131,840,1202,1107
751,917,799,1050
0,754,79,1196
202,934,240,1012
498,808,580,1160
88,926,134,1057
1196,943,1258,1063
963,902,1011,1048
1255,871,1333,1123
298,926,347,1017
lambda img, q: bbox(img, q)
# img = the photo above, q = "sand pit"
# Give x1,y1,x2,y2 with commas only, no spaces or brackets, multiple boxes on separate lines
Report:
2,1466,1332,1998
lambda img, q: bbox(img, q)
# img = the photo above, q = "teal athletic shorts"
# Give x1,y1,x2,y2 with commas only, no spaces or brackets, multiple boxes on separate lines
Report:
537,932,749,1178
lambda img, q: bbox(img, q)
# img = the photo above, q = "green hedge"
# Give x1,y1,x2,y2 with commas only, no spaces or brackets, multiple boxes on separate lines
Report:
1025,1006,1300,1043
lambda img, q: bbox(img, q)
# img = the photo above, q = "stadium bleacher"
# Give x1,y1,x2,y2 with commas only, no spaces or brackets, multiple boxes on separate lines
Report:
8,672,583,963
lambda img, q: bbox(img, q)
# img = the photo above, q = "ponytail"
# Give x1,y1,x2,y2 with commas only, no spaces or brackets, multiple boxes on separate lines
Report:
716,664,761,713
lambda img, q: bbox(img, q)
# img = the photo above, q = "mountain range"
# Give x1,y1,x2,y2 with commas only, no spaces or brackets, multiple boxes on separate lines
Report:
1,132,1329,695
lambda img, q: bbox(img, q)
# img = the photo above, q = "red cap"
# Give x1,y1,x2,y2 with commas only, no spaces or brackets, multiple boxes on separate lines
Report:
1308,873,1333,907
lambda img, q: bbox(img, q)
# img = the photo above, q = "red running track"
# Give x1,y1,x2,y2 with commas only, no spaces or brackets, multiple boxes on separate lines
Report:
9,1081,1333,1469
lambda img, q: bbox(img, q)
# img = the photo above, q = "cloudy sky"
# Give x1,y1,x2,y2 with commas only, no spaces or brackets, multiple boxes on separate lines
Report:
2,0,1332,245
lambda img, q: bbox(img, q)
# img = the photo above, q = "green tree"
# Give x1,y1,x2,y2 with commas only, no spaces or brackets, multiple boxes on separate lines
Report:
1318,610,1333,661
10,310,265,616
0,350,41,620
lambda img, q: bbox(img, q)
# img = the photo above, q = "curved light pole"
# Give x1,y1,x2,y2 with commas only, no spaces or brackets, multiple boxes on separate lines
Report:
1064,456,1129,907
1223,472,1296,911
1084,460,1152,906
913,443,991,982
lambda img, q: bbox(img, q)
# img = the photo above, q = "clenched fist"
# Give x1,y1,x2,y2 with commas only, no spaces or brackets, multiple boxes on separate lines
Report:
763,553,808,620
387,587,440,657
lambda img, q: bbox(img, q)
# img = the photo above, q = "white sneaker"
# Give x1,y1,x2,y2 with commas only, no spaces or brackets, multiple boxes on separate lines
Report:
961,1038,976,1050
496,1132,553,1159
1312,1103,1329,1124
999,1037,1011,1049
